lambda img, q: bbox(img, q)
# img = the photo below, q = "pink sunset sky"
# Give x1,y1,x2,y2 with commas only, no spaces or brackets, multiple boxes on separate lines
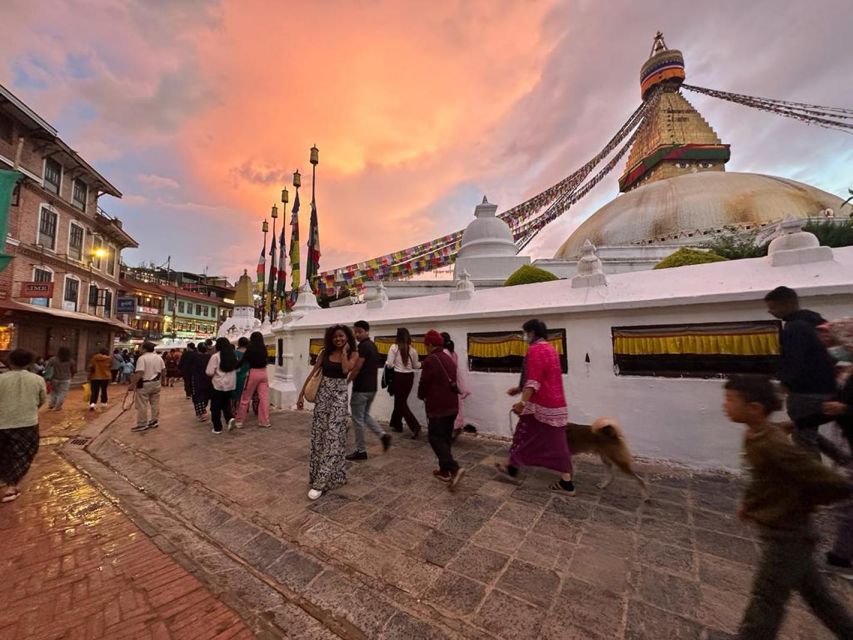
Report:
1,0,851,281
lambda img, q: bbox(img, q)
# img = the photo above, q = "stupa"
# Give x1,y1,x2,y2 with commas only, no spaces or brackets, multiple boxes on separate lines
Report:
453,196,529,281
554,33,844,260
217,269,262,339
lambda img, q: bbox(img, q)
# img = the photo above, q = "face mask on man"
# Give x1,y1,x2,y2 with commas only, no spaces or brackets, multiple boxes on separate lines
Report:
829,345,851,362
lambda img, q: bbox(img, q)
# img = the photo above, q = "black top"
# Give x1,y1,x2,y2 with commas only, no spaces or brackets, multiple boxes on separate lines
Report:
353,338,379,393
245,344,268,368
778,310,836,394
322,357,347,379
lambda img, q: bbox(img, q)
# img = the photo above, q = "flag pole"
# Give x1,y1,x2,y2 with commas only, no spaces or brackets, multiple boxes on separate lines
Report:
259,219,268,319
268,203,278,322
278,187,289,313
290,170,301,305
307,145,320,291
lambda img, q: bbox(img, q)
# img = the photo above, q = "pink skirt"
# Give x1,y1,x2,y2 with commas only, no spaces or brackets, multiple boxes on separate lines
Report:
510,415,572,474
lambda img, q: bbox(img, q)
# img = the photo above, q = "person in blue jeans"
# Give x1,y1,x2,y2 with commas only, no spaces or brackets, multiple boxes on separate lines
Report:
45,346,76,410
346,321,391,460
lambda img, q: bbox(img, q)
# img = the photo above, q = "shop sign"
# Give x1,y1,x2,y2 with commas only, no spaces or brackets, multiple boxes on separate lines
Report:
20,282,54,298
138,305,161,315
116,296,137,314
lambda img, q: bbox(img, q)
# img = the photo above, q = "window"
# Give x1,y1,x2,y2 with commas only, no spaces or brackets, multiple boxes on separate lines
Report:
72,179,88,211
178,301,185,313
68,222,84,261
203,306,209,317
611,321,781,378
105,245,116,276
103,290,113,317
10,183,20,207
0,113,12,143
31,267,53,307
467,330,568,374
43,158,61,194
196,304,202,316
37,207,58,250
88,284,99,310
63,276,80,312
91,236,103,270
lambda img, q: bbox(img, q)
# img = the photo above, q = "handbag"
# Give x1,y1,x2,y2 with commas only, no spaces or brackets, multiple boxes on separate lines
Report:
435,353,462,395
382,367,395,396
304,350,325,403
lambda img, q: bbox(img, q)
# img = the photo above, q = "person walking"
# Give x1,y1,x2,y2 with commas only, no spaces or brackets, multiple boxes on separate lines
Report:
235,332,271,428
497,319,574,494
110,348,123,383
206,337,238,435
231,336,250,420
119,357,134,384
87,348,112,410
346,321,391,461
178,343,197,400
821,317,853,570
297,324,358,500
385,328,422,438
0,349,47,503
722,374,853,639
45,346,76,411
764,286,848,463
419,330,464,489
441,332,470,440
192,343,213,422
130,342,165,433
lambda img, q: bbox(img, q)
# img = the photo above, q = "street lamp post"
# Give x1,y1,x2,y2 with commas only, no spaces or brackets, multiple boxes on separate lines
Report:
279,186,288,315
260,218,269,319
269,203,278,322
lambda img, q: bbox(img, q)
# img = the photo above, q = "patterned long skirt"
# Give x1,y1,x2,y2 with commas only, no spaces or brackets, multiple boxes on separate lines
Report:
309,377,349,492
0,425,39,485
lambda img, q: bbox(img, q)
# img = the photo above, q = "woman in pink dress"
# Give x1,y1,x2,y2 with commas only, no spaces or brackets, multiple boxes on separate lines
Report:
497,319,574,495
441,332,470,439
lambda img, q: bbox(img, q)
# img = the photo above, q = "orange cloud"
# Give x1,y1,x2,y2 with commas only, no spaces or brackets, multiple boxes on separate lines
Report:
179,0,560,268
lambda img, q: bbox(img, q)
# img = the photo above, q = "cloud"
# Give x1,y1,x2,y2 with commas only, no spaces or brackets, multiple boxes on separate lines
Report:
137,174,180,190
1,0,851,281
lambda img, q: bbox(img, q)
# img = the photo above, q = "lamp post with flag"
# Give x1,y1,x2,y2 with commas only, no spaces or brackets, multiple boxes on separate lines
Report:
257,219,268,319
267,203,278,322
277,187,288,313
289,170,301,305
306,145,320,291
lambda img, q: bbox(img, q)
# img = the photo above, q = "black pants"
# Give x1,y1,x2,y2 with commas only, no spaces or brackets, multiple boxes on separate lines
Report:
792,414,849,464
738,525,853,639
428,414,459,474
90,379,109,404
111,369,119,383
183,374,193,398
210,390,234,432
390,372,421,432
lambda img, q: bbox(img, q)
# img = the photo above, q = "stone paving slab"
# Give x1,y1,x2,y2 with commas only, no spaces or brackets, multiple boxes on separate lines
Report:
76,385,853,639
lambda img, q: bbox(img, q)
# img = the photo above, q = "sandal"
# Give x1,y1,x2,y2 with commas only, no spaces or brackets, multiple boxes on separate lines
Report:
549,480,576,496
1,489,21,503
494,463,520,481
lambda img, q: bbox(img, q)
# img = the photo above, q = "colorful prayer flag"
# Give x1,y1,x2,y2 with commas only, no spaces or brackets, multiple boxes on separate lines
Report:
306,199,320,286
289,190,301,303
256,242,266,293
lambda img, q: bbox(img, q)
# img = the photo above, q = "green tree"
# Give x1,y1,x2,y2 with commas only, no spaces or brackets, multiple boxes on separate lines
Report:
504,264,560,287
703,233,769,259
803,218,853,248
653,247,729,270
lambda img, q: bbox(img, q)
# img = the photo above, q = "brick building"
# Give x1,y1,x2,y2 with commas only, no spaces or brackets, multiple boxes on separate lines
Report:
0,83,137,364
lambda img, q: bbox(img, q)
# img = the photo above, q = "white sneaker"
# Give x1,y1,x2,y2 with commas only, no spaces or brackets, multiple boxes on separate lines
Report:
89,403,96,411
99,403,108,411
227,418,236,432
308,489,323,500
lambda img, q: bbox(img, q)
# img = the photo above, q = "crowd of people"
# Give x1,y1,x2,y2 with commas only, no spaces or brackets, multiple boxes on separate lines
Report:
2,285,853,638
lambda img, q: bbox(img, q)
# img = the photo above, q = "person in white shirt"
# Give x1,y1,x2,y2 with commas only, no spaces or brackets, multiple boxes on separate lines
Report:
206,337,238,434
384,328,422,438
130,341,165,433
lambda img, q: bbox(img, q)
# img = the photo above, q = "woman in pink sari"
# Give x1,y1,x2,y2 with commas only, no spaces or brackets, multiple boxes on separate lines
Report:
497,319,574,495
441,332,470,439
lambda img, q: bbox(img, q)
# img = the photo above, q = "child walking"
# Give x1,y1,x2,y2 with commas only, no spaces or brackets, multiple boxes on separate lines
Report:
723,375,853,639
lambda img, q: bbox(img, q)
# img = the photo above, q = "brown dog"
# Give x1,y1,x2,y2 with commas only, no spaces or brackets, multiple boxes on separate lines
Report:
566,417,649,501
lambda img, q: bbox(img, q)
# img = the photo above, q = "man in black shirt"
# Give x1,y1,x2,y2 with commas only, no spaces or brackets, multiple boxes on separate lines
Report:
765,286,847,463
347,321,391,460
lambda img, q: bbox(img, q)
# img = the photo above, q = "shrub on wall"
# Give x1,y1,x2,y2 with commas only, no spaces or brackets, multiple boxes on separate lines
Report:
653,247,729,270
803,218,853,248
504,264,560,287
703,233,769,259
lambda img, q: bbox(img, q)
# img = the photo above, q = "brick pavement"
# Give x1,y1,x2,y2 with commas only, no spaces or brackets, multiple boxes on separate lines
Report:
75,384,853,640
0,384,254,640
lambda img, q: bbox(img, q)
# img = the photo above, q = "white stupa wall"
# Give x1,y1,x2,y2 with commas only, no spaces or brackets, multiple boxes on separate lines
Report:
266,245,853,470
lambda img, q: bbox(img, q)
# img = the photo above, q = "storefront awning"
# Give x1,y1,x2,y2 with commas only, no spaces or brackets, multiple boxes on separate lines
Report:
0,299,134,331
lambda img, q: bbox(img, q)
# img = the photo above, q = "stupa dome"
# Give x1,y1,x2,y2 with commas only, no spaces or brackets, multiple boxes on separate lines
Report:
555,171,844,259
458,197,518,259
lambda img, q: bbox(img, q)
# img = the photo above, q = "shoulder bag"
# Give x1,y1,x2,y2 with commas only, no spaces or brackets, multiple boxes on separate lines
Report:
434,353,461,395
304,351,325,403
